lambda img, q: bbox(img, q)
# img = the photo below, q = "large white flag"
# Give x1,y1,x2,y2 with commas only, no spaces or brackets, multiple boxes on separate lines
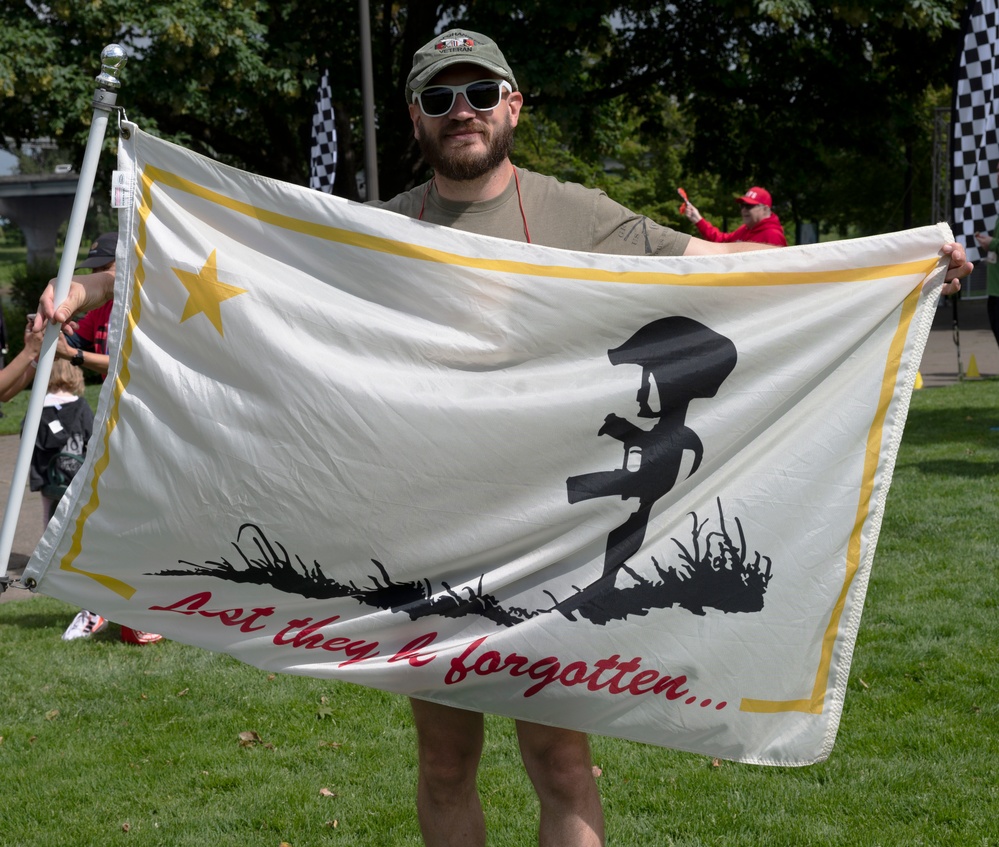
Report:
25,123,951,766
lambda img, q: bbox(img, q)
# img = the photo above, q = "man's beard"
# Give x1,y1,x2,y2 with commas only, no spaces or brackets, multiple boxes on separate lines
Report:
418,117,515,181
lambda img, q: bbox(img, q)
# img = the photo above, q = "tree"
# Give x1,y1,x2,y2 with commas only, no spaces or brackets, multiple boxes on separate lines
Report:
0,0,969,237
585,0,966,234
0,1,365,193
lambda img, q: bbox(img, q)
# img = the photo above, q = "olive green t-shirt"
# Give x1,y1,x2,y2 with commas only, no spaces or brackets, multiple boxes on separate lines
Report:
376,168,691,257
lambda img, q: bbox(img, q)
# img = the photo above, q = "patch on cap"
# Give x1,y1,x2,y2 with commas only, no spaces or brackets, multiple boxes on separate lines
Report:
435,35,476,52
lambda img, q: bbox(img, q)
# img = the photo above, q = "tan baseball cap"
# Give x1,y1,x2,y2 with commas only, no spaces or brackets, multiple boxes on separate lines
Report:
407,29,518,99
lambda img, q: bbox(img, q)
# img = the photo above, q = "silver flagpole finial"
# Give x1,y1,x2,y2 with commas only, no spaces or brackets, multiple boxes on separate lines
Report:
95,44,126,90
93,44,126,112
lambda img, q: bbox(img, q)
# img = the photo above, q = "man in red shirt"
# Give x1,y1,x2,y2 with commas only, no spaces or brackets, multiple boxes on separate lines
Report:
683,186,788,246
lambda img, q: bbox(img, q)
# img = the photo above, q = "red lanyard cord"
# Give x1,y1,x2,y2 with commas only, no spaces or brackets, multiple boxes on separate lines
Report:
418,165,531,243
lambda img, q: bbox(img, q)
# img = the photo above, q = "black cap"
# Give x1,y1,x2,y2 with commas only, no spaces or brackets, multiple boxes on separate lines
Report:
76,232,117,269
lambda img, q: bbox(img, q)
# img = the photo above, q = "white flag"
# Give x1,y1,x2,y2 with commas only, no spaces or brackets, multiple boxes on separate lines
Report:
951,0,999,260
25,123,952,766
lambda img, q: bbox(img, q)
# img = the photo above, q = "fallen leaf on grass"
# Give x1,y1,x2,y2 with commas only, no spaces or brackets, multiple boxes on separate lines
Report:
711,758,722,768
591,766,602,778
858,678,870,689
238,730,262,747
318,741,342,750
176,688,189,697
319,787,338,797
45,709,59,721
325,820,339,828
121,822,130,832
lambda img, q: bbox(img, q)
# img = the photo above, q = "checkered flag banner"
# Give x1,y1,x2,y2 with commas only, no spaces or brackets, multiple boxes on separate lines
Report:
309,69,337,193
951,0,999,261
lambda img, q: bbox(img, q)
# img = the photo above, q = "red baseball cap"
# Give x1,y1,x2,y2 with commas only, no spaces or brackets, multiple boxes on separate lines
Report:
736,186,772,206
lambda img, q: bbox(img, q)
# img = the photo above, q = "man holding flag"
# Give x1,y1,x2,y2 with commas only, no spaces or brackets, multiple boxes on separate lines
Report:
38,27,972,847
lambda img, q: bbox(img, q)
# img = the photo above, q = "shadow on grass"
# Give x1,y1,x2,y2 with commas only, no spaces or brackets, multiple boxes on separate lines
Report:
905,459,999,478
901,404,999,447
0,608,70,630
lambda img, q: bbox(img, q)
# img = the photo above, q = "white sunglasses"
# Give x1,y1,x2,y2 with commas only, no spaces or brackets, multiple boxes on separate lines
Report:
413,79,513,117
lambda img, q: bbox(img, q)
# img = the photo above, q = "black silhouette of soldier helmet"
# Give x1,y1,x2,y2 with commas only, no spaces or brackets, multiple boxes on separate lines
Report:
608,316,737,401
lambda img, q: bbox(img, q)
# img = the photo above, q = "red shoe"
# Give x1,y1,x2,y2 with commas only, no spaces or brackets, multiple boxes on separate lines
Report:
120,626,163,645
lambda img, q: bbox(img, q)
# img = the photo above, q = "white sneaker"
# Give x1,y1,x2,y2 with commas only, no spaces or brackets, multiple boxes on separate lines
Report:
62,610,108,641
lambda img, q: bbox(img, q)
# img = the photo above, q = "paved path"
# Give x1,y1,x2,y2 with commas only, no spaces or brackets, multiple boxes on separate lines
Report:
0,431,44,604
2,298,996,605
921,296,998,387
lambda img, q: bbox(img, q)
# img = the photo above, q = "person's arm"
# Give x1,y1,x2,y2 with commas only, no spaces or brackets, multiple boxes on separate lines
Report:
33,270,115,332
682,200,703,225
55,332,109,376
0,325,43,402
683,200,741,243
683,238,776,255
684,238,970,292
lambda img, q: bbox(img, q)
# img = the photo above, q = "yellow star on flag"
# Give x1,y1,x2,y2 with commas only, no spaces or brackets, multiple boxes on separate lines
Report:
173,249,247,336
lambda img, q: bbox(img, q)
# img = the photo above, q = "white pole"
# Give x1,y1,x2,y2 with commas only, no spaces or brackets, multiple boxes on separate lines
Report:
0,44,126,589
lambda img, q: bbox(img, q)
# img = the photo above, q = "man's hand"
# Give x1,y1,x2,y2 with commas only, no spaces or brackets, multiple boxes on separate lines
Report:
940,242,972,296
54,333,77,360
34,270,115,332
682,201,702,225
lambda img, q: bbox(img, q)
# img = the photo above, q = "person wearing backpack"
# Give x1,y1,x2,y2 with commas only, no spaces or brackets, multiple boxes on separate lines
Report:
21,358,103,640
29,232,163,645
27,358,92,524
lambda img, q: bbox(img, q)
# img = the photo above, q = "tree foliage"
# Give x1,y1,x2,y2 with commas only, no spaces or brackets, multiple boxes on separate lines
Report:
0,0,969,237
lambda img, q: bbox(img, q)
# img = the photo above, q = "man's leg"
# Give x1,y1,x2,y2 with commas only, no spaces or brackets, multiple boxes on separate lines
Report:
410,698,486,847
516,720,605,847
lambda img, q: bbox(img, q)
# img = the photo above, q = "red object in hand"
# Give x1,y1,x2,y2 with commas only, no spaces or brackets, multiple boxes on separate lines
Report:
677,187,689,214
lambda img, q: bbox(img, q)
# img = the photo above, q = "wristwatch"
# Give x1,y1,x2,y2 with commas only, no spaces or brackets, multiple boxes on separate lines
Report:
71,349,85,367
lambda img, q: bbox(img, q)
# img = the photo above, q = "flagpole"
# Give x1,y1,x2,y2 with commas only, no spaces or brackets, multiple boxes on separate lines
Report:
358,0,379,201
0,44,126,591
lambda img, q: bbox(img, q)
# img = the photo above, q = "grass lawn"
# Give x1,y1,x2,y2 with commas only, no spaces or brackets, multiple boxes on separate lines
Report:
1,383,997,846
0,245,27,289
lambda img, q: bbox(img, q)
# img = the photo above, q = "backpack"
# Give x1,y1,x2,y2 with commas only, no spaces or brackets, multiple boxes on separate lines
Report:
25,397,94,500
41,449,86,502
